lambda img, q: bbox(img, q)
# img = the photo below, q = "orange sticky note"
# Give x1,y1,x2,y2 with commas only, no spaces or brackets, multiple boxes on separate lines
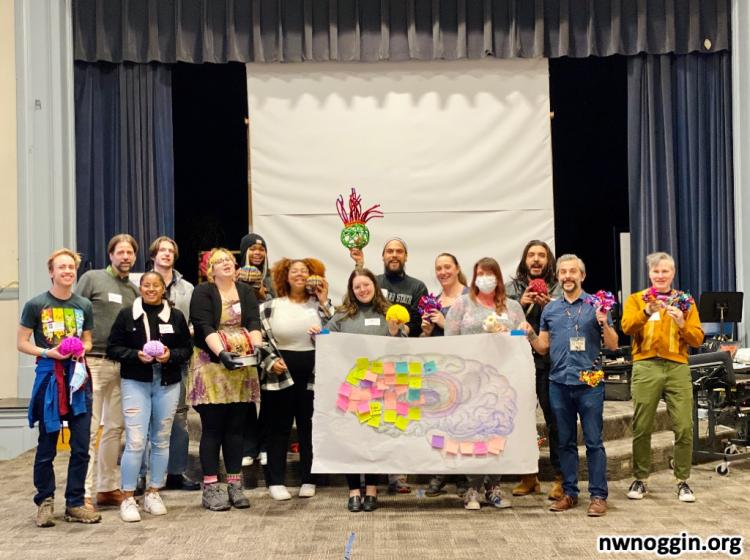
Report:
384,374,396,385
383,362,396,374
445,439,459,454
460,442,474,455
384,392,397,410
364,371,378,382
487,436,506,454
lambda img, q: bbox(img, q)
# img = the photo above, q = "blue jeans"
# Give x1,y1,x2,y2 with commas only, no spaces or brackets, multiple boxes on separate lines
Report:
120,368,180,491
549,381,608,500
32,380,92,507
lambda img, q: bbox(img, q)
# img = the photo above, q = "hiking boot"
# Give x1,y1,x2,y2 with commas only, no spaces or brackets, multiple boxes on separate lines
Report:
627,480,647,500
83,497,97,512
549,494,578,512
201,484,230,511
425,476,446,497
677,481,696,503
512,475,541,496
64,505,102,523
143,491,167,515
35,497,55,528
548,476,564,501
228,481,250,508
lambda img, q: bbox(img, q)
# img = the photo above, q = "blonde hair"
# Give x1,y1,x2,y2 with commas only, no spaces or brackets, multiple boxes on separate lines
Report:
206,248,236,282
47,248,81,272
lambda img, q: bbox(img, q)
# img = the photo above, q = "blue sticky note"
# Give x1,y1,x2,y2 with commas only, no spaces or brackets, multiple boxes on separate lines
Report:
510,329,526,336
423,361,437,374
395,362,409,374
407,388,421,402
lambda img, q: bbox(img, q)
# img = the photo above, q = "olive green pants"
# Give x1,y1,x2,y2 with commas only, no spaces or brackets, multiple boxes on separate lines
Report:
631,358,693,481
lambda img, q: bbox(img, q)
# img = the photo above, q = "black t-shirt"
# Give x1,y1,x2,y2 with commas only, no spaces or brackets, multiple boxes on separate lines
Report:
20,291,94,349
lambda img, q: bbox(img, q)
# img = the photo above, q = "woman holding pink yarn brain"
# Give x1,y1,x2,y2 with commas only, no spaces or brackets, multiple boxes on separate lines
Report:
107,271,192,522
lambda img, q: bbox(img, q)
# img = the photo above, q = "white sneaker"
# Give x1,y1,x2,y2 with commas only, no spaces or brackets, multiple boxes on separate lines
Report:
259,452,268,466
143,491,167,516
241,456,254,467
298,484,316,498
677,481,696,503
627,480,648,500
120,497,141,522
268,485,292,501
485,485,512,509
463,488,481,510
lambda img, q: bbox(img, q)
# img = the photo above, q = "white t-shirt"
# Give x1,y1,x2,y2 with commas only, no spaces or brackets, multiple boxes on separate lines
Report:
269,297,321,351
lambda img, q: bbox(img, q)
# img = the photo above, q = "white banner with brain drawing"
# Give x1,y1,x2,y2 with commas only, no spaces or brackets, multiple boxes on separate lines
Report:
312,333,539,474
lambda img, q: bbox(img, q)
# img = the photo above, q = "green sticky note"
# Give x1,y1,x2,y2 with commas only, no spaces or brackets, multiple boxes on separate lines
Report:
369,402,383,415
367,415,381,428
394,416,410,431
371,361,383,374
396,374,409,385
346,373,360,386
383,410,397,423
408,362,422,374
423,361,437,374
395,362,408,373
407,388,421,401
408,377,422,389
407,407,421,420
355,357,370,369
357,412,371,423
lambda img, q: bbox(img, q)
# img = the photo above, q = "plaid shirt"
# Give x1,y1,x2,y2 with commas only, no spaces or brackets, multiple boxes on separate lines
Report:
258,296,335,391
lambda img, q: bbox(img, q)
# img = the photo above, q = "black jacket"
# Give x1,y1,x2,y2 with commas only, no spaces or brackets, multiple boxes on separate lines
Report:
190,281,261,362
107,299,192,385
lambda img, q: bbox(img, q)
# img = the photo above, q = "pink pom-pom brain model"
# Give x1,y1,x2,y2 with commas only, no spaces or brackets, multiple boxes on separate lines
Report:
59,337,85,357
143,340,165,357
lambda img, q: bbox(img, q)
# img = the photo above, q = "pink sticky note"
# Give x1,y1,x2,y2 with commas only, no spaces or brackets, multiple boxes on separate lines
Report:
370,388,384,399
474,441,488,455
364,371,378,382
384,374,396,385
338,383,353,397
383,362,396,374
460,442,474,455
336,396,349,412
396,402,409,416
445,439,459,454
357,401,371,414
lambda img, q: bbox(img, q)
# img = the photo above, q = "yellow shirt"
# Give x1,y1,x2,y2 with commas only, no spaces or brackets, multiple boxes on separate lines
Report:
621,289,704,364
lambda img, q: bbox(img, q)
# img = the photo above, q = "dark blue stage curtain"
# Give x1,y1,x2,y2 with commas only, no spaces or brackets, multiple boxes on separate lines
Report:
74,62,174,271
627,52,734,296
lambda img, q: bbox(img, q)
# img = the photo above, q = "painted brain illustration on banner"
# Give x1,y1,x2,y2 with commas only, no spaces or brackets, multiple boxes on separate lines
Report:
335,353,517,456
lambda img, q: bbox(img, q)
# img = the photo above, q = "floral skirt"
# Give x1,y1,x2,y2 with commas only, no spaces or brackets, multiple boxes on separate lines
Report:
187,348,260,406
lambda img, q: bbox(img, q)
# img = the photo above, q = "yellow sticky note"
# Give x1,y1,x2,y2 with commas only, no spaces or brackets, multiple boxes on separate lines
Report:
394,416,410,431
408,362,423,374
346,373,360,386
369,402,383,415
367,415,381,428
408,377,422,389
357,412,371,423
396,374,409,385
371,361,384,374
355,357,370,369
407,407,421,421
383,410,397,423
353,368,367,380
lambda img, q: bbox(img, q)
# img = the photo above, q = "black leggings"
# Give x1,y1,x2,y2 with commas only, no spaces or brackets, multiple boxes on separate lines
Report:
194,402,251,476
345,474,378,490
263,350,314,486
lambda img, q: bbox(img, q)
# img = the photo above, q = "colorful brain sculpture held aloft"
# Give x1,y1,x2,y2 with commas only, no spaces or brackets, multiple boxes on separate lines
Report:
336,188,384,250
334,353,517,457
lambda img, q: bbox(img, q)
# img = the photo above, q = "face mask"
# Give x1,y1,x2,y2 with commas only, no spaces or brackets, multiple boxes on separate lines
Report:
475,275,497,294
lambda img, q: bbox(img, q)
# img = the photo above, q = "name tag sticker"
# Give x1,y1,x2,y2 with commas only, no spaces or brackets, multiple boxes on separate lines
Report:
364,318,381,326
570,337,586,352
108,292,122,304
159,324,174,334
232,303,242,314
648,312,661,322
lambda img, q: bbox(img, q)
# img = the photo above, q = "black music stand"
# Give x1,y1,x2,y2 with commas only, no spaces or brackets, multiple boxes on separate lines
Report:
698,292,744,341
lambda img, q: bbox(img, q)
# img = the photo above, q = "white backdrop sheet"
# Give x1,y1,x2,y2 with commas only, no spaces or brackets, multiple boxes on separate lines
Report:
247,59,554,301
312,333,539,474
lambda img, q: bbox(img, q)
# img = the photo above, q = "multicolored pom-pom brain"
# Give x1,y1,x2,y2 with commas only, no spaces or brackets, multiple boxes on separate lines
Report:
585,290,617,313
418,294,442,320
336,188,383,250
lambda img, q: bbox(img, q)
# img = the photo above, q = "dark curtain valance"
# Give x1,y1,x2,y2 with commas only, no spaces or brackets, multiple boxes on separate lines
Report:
73,0,730,64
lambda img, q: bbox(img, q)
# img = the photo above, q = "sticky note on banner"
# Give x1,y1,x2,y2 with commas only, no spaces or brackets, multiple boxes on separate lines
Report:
395,362,409,374
357,412,371,423
359,380,373,389
396,374,409,385
487,436,506,454
357,401,370,414
384,374,396,385
407,407,421,421
395,386,408,396
408,377,422,389
338,383,353,397
367,415,381,428
336,396,349,412
394,416,410,431
352,368,367,380
370,388,384,399
346,373,359,386
474,442,488,455
384,392,397,410
371,361,384,374
369,402,383,415
407,388,421,402
460,442,474,455
408,362,422,374
364,371,378,382
355,357,370,369
423,361,437,374
445,439,459,454
431,435,445,449
396,402,409,416
376,380,387,390
384,410,397,423
383,362,396,374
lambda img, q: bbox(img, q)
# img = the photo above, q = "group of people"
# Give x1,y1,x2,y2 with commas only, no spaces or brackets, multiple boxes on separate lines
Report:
18,230,704,527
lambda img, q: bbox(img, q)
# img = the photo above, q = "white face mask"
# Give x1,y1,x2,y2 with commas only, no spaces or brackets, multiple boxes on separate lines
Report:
475,275,497,294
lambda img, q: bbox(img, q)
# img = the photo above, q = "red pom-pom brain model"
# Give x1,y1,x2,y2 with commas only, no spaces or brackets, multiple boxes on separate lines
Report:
528,278,548,295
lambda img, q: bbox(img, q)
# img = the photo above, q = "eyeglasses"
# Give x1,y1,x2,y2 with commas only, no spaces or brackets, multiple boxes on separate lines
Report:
211,257,235,266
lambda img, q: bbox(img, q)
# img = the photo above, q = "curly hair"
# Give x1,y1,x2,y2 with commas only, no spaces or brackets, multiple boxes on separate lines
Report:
271,257,326,298
469,257,508,313
336,268,390,318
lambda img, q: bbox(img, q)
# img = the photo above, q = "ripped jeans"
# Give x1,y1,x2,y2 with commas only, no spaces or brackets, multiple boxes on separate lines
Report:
120,367,180,492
